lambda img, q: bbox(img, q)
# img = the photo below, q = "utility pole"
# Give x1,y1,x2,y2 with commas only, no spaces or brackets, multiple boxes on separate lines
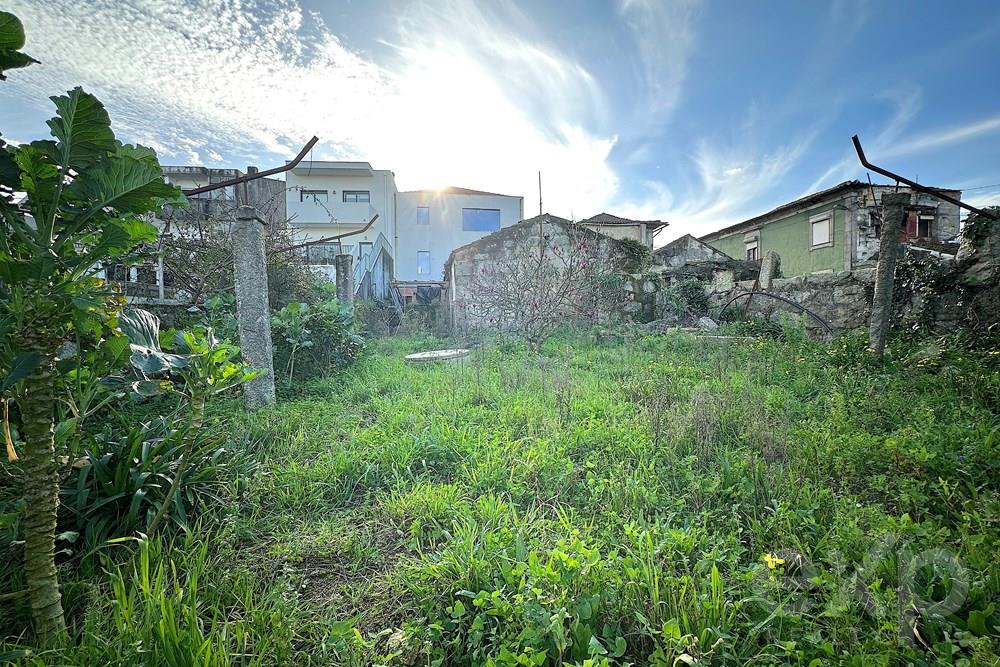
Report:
538,171,543,215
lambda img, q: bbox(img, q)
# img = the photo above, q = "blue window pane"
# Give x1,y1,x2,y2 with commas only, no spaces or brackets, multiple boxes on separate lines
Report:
416,206,430,225
417,251,431,275
462,208,501,232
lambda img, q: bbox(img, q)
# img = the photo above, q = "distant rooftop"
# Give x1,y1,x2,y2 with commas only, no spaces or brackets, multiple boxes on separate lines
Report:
580,212,668,228
287,161,377,177
701,180,962,240
399,185,521,198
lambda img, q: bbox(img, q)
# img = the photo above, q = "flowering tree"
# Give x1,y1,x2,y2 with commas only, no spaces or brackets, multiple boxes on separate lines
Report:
464,220,626,346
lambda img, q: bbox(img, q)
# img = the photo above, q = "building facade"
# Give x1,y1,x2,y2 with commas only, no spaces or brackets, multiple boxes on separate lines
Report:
395,187,524,282
578,212,667,249
284,161,398,295
700,181,961,277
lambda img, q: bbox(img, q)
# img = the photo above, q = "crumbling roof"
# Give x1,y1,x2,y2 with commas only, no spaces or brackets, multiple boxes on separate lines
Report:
580,212,668,228
443,213,620,273
700,180,963,241
653,233,727,257
399,185,520,198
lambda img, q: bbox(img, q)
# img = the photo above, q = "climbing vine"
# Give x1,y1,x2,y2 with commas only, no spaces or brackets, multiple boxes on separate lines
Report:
891,248,966,333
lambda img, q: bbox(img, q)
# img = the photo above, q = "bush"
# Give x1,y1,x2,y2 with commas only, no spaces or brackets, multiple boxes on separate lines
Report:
60,417,243,566
658,278,709,320
271,298,366,382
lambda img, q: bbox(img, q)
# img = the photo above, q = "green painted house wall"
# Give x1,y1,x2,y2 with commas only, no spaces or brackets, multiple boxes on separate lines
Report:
706,201,844,276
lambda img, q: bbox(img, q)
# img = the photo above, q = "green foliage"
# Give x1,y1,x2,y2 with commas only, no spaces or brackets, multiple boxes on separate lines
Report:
60,418,239,561
271,298,366,382
659,278,709,319
0,11,38,81
615,238,652,274
4,328,1000,663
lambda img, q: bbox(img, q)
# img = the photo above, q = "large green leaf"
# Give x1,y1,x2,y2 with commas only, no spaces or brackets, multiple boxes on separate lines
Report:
0,11,27,49
45,87,116,170
1,351,40,391
70,144,184,217
0,11,37,81
0,134,18,189
118,308,188,375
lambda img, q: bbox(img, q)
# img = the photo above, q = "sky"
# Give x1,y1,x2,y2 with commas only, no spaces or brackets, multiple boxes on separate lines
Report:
3,0,1000,242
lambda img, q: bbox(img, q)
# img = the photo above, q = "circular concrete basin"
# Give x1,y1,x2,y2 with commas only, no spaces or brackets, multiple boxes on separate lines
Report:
405,348,470,365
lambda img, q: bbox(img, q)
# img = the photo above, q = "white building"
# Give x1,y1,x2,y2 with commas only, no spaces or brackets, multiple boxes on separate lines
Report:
284,161,398,298
284,162,522,300
395,187,524,283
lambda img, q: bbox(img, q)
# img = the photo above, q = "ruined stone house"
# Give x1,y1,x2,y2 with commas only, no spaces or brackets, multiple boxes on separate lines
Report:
577,212,668,249
700,181,961,277
443,213,631,333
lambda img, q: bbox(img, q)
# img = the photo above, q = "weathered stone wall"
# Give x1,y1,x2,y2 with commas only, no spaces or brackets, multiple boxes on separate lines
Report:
711,269,875,332
445,216,627,334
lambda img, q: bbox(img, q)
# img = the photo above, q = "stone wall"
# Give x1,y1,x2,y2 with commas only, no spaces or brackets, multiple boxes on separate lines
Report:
445,215,628,335
710,269,876,332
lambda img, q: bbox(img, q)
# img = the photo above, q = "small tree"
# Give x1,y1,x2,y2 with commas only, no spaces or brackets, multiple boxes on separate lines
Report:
0,11,183,640
465,221,626,346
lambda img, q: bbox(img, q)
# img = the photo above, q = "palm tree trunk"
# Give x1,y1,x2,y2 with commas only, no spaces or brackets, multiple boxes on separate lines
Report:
147,392,205,535
19,354,68,644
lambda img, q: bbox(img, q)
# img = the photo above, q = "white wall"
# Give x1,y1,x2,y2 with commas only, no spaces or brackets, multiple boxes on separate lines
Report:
284,163,397,273
395,191,524,281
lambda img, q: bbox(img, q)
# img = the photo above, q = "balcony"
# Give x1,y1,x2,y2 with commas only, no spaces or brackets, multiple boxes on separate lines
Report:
288,198,378,226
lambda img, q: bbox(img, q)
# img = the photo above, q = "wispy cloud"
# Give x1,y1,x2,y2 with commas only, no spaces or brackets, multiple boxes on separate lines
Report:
617,0,700,125
803,84,923,194
4,0,620,215
884,115,1000,158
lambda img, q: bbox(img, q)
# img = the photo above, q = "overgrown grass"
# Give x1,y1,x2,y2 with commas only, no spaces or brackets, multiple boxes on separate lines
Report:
3,327,999,665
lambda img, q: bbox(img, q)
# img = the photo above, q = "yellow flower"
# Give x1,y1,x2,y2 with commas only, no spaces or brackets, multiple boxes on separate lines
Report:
763,553,785,570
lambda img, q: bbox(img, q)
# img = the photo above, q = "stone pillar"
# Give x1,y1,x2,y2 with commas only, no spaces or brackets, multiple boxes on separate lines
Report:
233,206,276,409
335,253,354,307
868,193,909,357
758,250,781,289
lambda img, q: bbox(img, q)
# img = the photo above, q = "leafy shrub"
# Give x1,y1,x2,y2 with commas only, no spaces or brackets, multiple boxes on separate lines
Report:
60,417,241,563
271,299,366,381
658,278,709,320
615,238,652,274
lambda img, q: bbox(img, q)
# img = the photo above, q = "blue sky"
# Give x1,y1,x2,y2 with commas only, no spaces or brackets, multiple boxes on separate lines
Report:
3,0,999,241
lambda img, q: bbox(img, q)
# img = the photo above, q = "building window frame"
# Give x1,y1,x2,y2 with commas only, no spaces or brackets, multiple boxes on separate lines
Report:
416,206,430,225
809,212,833,250
417,250,431,275
300,189,328,203
343,190,370,203
745,239,759,261
462,208,501,232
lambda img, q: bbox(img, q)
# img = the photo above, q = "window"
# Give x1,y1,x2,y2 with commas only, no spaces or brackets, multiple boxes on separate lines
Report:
306,242,339,266
904,210,934,239
462,208,501,232
745,239,759,261
416,206,430,225
343,190,370,203
300,189,328,203
417,251,431,275
810,213,832,248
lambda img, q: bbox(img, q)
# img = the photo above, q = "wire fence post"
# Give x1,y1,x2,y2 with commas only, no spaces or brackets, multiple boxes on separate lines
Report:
868,192,909,357
233,206,277,409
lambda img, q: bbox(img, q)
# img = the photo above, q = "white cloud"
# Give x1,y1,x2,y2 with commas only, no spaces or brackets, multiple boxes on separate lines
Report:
884,115,1000,158
618,0,700,124
3,0,622,217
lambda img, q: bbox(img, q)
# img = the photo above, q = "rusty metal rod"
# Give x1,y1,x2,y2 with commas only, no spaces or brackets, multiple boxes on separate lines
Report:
182,136,319,196
718,290,834,335
275,213,380,253
852,135,997,220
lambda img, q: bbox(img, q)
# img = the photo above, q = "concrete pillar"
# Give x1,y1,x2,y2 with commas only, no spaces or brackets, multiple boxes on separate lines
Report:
335,253,354,307
868,193,910,357
233,206,276,409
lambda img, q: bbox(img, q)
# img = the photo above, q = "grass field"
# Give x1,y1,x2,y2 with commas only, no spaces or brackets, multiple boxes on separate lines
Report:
4,327,1000,665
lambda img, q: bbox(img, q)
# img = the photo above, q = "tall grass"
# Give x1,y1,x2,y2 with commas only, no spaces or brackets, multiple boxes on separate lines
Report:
3,326,998,665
